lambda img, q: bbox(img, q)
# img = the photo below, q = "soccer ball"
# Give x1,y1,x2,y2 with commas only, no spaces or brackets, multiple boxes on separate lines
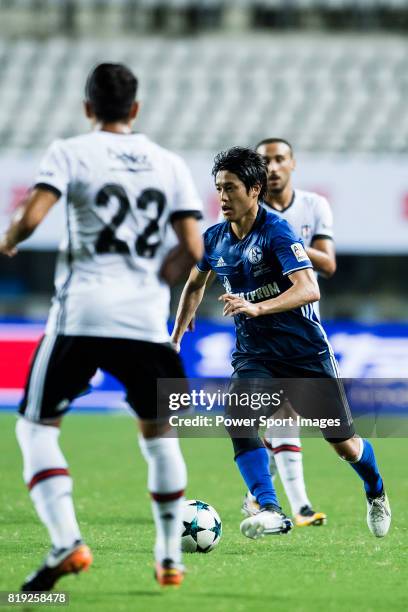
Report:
181,499,222,553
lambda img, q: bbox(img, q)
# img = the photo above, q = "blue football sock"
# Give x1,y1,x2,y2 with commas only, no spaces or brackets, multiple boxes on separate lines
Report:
349,439,383,498
235,447,280,510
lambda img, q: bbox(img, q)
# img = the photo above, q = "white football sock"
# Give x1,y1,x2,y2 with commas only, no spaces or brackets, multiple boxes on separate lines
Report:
16,418,81,550
270,437,311,516
139,434,187,564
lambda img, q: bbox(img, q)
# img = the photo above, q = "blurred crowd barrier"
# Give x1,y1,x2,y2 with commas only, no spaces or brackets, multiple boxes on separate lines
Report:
1,152,407,253
1,37,407,154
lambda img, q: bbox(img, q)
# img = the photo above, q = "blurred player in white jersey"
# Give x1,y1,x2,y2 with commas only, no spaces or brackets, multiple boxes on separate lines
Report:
242,137,336,527
0,63,203,589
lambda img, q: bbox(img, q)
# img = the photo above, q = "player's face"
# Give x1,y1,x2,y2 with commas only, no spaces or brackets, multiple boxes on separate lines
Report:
215,171,259,221
256,142,295,194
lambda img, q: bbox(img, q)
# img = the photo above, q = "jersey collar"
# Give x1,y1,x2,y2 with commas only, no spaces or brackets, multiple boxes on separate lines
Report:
263,190,296,213
229,205,266,242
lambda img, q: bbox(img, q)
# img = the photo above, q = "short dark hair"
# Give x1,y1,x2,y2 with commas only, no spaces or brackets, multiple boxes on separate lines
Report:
212,147,268,200
85,63,138,122
255,137,293,157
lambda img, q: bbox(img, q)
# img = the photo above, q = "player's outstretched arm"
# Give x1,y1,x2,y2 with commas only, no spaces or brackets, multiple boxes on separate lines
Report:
171,267,215,351
306,238,336,278
160,217,204,286
188,272,217,331
0,188,58,256
220,268,320,318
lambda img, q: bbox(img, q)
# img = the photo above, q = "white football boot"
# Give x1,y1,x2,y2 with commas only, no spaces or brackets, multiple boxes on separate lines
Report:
240,507,293,539
366,491,391,537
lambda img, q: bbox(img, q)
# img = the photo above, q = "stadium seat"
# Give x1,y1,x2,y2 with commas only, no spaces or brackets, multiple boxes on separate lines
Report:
0,36,407,152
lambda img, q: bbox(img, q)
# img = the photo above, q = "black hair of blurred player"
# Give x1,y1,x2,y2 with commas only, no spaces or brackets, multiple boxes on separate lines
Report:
212,146,268,200
84,63,138,124
255,137,293,158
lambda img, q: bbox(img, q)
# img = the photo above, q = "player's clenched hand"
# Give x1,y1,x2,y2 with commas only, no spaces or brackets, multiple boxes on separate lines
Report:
170,333,181,353
0,236,18,257
219,294,260,318
171,341,181,353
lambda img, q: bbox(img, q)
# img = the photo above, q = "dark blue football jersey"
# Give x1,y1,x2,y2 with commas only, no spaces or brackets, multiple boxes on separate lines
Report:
197,206,332,364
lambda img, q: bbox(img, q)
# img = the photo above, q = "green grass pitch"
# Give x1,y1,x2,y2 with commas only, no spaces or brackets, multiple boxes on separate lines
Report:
1,412,407,612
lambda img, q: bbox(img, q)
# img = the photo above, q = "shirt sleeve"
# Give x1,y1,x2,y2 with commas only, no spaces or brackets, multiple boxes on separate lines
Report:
169,154,203,222
196,253,211,272
271,218,313,276
34,140,71,198
312,196,334,241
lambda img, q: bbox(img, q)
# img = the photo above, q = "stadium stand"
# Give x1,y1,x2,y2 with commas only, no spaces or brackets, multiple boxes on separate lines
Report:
0,35,407,152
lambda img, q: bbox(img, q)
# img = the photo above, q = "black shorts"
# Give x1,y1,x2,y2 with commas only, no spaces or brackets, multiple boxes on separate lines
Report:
229,356,355,442
19,335,186,422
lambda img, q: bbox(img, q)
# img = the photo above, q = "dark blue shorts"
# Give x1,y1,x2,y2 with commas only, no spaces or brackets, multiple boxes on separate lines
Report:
228,356,355,442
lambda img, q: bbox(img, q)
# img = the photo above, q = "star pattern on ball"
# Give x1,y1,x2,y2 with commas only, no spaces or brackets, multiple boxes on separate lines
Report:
188,500,210,511
210,516,222,540
182,517,206,540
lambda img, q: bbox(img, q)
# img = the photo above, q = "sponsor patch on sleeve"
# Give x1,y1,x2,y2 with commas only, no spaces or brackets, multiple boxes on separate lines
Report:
290,242,308,262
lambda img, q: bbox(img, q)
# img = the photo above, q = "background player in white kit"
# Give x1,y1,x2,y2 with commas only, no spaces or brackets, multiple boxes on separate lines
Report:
0,63,203,590
242,138,336,527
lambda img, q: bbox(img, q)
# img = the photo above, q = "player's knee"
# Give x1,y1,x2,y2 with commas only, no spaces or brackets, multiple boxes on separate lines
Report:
139,420,172,439
139,433,180,456
329,436,362,462
224,415,260,450
16,417,60,445
231,436,264,459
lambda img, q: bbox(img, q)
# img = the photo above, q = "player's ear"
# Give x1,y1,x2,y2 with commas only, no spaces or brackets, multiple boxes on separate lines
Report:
130,101,139,120
251,184,262,198
84,100,94,119
291,155,296,172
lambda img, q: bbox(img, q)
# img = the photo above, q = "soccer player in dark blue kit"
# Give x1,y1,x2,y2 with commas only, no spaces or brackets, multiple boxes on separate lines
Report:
171,147,391,539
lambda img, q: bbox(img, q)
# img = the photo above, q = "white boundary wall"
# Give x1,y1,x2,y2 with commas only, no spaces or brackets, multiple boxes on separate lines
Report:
0,152,407,253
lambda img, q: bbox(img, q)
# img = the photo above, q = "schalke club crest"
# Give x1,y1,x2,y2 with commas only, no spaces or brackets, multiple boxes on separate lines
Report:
248,245,263,264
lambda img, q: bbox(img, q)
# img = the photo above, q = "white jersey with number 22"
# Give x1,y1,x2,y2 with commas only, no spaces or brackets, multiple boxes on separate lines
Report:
35,131,203,343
